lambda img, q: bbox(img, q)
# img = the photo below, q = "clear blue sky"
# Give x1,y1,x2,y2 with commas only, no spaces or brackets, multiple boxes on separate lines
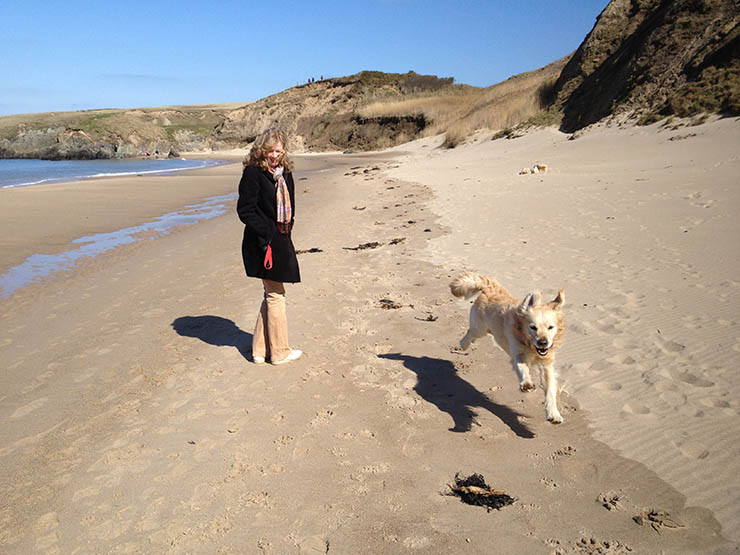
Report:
0,0,608,117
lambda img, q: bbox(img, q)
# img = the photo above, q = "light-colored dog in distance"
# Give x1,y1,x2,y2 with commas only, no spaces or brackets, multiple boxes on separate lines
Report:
450,272,566,423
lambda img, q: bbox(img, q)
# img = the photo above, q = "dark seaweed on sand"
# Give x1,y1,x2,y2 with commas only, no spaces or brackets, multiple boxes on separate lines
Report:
378,299,402,309
344,241,382,251
448,473,515,512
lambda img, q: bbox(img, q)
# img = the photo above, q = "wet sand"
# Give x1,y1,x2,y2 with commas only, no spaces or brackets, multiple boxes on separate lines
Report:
1,118,739,554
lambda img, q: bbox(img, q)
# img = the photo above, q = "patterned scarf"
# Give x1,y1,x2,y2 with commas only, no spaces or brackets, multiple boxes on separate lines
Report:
270,166,292,224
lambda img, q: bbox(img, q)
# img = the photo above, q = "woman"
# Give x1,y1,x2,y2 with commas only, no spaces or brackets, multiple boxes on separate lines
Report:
236,128,302,365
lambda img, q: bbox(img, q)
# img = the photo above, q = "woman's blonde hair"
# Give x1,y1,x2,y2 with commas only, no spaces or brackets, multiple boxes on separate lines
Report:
244,127,294,171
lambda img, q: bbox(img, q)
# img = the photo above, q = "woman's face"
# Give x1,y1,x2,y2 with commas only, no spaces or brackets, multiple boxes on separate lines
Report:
266,142,284,170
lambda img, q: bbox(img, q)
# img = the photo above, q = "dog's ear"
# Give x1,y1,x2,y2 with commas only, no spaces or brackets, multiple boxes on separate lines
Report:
519,291,540,312
550,289,565,309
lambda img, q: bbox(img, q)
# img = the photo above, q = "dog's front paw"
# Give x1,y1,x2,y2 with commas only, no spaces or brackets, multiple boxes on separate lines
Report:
520,381,536,392
547,411,563,424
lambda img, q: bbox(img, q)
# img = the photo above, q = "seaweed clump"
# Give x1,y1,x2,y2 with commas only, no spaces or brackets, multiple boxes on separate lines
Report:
447,473,515,512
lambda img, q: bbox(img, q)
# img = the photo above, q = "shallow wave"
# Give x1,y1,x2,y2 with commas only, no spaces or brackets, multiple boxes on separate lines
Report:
0,158,226,188
0,193,237,299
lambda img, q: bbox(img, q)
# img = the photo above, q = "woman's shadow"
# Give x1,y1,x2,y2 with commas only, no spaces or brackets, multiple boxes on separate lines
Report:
171,315,253,361
378,353,535,439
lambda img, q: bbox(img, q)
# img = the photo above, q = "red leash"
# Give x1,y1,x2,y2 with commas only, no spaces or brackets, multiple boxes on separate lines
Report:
263,244,273,270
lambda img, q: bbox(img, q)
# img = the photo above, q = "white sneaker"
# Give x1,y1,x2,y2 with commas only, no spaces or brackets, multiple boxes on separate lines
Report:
271,349,302,365
253,355,266,364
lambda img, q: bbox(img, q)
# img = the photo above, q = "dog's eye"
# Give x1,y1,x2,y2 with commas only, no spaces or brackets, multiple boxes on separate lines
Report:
548,325,554,330
529,324,537,330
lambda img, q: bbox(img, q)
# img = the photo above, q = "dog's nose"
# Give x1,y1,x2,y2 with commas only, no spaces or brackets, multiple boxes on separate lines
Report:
537,338,548,347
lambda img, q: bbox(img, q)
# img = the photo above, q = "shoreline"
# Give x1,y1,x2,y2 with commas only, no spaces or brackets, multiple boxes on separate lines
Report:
1,121,738,553
0,157,232,190
0,149,410,300
0,161,244,282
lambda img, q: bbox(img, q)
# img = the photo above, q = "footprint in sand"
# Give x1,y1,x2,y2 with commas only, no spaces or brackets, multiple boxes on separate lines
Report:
297,536,330,553
34,532,59,552
72,485,101,502
403,536,431,549
672,369,714,388
274,435,295,446
592,382,623,391
700,398,731,409
674,439,710,459
361,462,390,474
10,396,48,419
611,337,641,350
682,314,704,329
592,319,622,335
653,336,685,354
89,508,135,541
33,512,62,551
606,354,639,366
310,408,336,427
683,191,716,208
622,402,651,415
141,307,166,318
657,388,687,406
34,511,60,534
136,497,166,532
21,370,54,394
74,367,101,383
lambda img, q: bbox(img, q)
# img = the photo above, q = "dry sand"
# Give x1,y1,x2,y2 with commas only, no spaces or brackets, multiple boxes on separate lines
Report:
1,117,739,554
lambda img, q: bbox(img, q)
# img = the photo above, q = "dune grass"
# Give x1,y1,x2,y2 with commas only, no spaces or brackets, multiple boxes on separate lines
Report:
357,58,567,148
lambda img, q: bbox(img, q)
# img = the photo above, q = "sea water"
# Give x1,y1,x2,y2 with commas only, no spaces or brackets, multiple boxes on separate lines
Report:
0,157,227,188
0,156,236,298
0,193,237,299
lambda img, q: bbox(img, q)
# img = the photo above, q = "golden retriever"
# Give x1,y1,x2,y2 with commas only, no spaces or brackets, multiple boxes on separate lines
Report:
450,272,566,423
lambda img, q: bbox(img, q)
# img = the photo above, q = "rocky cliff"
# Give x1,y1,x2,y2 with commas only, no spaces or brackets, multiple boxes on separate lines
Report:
0,105,238,160
554,0,739,132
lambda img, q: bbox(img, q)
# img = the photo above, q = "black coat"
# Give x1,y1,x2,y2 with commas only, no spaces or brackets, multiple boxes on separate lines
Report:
236,165,300,283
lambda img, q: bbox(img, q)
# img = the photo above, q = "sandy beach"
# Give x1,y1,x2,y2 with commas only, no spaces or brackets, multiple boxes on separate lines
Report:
1,117,739,554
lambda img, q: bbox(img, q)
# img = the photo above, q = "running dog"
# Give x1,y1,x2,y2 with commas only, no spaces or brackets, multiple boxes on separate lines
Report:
450,272,566,423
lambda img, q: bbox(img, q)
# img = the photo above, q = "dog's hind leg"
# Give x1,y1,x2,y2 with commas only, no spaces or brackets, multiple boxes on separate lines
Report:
511,356,535,392
459,308,486,350
460,328,483,350
543,363,563,423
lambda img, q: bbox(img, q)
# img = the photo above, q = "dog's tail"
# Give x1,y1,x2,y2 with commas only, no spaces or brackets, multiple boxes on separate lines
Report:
450,272,499,299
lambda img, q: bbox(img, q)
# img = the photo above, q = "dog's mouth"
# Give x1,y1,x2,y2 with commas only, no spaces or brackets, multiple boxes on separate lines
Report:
535,346,550,357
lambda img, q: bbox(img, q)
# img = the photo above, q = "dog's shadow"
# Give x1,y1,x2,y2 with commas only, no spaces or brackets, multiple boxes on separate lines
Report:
378,353,535,439
171,315,252,361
